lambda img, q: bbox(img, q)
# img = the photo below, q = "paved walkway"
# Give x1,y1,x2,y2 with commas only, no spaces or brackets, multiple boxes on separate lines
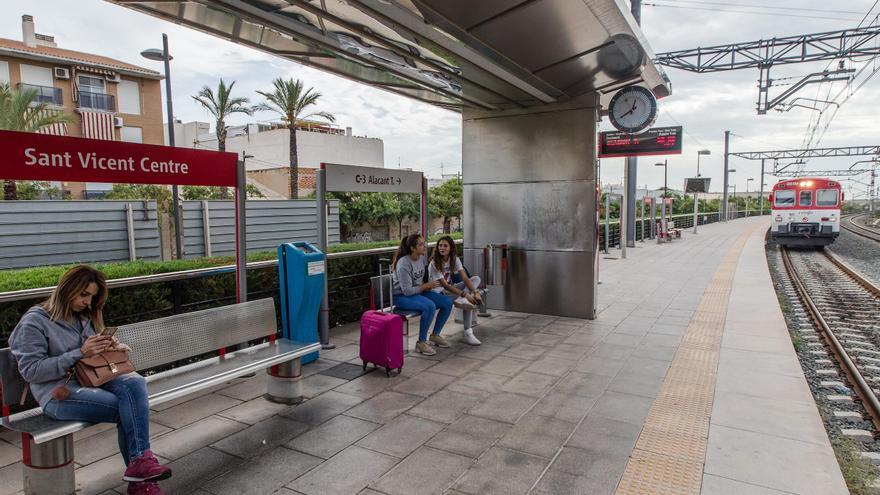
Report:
0,216,846,494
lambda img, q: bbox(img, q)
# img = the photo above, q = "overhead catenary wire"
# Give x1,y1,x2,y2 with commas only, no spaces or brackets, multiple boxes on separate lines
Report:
655,0,870,16
644,2,866,22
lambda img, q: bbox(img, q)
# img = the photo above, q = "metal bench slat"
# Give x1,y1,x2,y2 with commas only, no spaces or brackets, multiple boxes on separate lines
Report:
3,338,319,444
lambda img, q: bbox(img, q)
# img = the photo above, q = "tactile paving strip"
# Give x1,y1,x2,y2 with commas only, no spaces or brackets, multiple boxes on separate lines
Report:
614,225,760,495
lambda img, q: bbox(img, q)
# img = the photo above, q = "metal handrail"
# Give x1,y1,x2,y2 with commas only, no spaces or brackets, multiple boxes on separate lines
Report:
0,239,462,304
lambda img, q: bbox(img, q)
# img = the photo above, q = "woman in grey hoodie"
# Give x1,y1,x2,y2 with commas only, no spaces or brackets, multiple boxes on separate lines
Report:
9,265,171,495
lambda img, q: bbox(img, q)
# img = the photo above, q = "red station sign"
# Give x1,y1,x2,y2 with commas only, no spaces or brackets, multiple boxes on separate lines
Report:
0,130,238,186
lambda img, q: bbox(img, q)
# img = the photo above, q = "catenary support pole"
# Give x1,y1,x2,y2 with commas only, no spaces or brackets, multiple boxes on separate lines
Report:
760,158,766,215
161,33,183,259
235,159,247,303
604,192,610,254
722,130,730,221
640,199,645,242
621,165,628,258
624,0,640,248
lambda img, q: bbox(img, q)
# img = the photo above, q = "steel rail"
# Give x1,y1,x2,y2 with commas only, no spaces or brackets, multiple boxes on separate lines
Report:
781,246,880,430
841,214,880,243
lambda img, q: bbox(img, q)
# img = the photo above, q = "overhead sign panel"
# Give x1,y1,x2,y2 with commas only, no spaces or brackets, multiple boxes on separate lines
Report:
324,162,422,194
684,177,711,193
598,126,683,158
0,130,238,186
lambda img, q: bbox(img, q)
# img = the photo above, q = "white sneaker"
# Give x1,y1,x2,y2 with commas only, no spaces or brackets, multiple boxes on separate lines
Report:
454,297,476,309
463,328,481,346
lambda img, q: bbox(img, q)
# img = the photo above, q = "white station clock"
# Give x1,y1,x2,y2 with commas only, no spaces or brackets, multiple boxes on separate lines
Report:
608,85,658,134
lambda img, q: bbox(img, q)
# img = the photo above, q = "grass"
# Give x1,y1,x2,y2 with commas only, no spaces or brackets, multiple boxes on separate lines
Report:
831,435,880,495
0,232,463,292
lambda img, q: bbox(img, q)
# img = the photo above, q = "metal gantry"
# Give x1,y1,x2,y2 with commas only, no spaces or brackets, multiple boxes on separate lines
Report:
654,26,880,113
729,145,880,161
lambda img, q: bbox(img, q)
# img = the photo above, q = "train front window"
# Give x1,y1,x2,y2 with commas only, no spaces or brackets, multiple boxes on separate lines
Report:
774,190,795,206
817,189,838,206
799,190,812,207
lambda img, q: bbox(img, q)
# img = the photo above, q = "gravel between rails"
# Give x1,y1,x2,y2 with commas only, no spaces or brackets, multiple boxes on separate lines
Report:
829,227,880,288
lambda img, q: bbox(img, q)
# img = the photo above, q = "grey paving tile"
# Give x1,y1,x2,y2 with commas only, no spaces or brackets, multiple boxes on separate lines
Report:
455,343,508,361
501,371,558,397
538,324,579,337
524,355,577,377
648,323,688,336
301,374,348,398
216,375,269,401
446,370,509,396
154,447,240,494
468,392,536,424
217,396,292,425
204,446,322,495
287,415,380,459
151,415,248,460
74,422,171,466
150,382,229,411
630,343,678,362
427,356,484,377
0,442,17,470
452,447,549,495
370,446,472,495
566,416,641,455
590,343,637,361
73,423,115,442
427,415,510,459
524,332,567,347
301,358,341,377
479,356,531,377
408,389,482,424
288,445,398,495
398,355,438,376
0,462,20,495
574,355,626,377
501,343,547,361
150,393,242,429
356,414,446,458
498,413,575,458
700,473,793,495
531,470,599,495
280,390,365,425
211,415,310,459
318,343,360,363
392,371,456,397
606,374,664,399
640,332,683,348
616,356,671,381
531,391,597,423
334,372,404,399
554,371,614,398
75,453,131,495
344,391,424,424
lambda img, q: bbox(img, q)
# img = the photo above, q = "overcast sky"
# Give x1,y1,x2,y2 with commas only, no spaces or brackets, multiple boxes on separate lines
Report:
2,0,878,198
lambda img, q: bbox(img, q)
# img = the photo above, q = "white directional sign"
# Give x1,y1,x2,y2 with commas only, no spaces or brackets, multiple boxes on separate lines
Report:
324,162,423,194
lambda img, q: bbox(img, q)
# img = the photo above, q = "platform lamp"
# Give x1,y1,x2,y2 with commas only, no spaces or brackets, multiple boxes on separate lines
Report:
696,149,710,177
141,34,183,259
654,160,668,198
746,178,754,216
727,169,736,220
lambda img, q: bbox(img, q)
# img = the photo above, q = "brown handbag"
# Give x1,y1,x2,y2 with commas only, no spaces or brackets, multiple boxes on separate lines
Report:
74,350,136,387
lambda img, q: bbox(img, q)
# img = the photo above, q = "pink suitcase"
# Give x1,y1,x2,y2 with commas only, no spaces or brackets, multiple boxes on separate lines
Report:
360,262,404,376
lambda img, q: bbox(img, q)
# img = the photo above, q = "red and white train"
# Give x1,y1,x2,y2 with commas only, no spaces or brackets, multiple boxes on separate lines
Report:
769,178,842,246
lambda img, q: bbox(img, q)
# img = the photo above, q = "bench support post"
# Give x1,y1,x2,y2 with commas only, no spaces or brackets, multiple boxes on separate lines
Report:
266,358,304,404
22,433,75,495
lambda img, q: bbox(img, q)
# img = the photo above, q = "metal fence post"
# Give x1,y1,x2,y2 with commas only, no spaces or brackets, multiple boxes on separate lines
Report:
125,203,136,261
202,200,212,257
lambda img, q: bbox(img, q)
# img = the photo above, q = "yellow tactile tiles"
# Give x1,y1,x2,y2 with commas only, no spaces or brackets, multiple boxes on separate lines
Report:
614,226,759,495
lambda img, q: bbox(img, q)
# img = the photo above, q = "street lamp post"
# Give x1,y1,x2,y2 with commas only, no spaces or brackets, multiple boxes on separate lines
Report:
141,34,183,260
696,149,710,177
746,178,754,216
695,150,710,234
655,160,668,241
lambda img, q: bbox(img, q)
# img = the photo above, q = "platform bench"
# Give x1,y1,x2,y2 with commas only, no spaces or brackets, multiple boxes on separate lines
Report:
0,297,319,495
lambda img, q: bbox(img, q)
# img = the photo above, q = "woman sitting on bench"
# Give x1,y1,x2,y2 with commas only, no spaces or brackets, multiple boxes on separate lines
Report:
9,265,172,495
391,234,453,356
429,235,484,346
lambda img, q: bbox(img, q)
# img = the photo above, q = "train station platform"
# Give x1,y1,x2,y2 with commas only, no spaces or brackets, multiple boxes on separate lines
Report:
0,216,848,495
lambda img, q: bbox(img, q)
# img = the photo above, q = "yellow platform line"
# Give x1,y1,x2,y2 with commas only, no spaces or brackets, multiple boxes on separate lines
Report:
614,225,760,495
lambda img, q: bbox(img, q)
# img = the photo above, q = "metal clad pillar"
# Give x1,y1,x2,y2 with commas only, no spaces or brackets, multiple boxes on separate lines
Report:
463,94,599,319
722,130,730,221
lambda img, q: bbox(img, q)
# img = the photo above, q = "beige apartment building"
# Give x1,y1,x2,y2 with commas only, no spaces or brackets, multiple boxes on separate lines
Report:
0,15,164,198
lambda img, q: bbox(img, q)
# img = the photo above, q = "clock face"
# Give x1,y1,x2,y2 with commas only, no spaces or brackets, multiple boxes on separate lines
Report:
608,86,658,134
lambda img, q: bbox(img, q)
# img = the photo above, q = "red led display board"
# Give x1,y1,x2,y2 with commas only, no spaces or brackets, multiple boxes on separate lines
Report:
598,126,683,158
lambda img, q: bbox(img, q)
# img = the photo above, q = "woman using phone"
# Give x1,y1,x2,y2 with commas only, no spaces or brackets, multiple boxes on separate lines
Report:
429,236,484,345
9,265,171,495
391,234,454,356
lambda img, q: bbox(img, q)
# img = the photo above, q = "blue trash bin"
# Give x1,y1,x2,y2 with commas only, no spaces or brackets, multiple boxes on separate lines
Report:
278,241,325,365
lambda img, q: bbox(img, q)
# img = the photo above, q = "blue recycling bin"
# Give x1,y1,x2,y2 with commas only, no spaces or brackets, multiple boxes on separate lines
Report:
278,241,325,364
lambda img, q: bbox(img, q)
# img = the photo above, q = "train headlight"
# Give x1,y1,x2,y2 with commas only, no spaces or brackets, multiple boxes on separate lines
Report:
775,215,783,222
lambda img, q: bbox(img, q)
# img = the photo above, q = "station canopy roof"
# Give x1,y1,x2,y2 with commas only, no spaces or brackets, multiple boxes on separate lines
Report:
107,0,671,112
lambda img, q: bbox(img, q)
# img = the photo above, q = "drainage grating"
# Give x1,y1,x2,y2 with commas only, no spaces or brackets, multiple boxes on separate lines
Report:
319,362,374,381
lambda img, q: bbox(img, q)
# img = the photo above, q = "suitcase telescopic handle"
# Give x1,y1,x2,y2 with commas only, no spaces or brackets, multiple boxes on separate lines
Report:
378,258,392,311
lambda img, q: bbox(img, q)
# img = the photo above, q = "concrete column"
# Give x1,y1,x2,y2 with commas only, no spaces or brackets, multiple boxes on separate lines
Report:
462,94,599,319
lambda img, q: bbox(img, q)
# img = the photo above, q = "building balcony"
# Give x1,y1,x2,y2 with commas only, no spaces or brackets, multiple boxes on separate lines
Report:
78,91,116,112
18,83,63,106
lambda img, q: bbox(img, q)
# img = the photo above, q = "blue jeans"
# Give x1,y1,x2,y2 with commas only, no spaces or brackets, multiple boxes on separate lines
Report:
394,291,453,341
43,373,150,466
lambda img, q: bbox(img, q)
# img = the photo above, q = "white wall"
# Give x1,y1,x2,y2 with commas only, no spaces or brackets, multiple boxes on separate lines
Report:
194,127,385,171
0,61,9,85
121,126,143,143
19,64,52,87
117,80,141,115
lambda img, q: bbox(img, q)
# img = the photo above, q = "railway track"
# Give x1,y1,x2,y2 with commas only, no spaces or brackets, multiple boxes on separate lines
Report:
781,246,880,433
842,214,880,244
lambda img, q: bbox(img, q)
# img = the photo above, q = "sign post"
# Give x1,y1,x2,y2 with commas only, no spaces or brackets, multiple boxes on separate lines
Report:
319,163,425,348
684,178,711,235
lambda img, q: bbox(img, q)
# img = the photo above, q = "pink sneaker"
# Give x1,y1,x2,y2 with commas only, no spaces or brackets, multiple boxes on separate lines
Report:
127,481,166,495
123,450,172,482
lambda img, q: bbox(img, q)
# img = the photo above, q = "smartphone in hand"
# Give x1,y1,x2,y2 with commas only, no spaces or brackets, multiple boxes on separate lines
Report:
100,326,118,337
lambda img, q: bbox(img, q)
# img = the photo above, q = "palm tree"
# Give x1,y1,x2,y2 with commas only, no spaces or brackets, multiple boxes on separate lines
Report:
0,84,74,200
256,78,335,199
192,79,253,200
